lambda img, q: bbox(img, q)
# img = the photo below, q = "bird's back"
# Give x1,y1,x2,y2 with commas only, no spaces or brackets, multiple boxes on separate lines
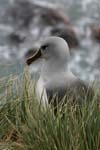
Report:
45,76,94,105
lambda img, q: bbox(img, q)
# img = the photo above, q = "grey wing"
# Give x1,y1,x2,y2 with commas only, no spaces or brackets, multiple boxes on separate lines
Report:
72,79,94,103
46,85,67,104
46,79,94,105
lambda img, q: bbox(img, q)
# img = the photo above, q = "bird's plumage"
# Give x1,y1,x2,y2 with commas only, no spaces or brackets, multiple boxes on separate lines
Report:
26,36,94,109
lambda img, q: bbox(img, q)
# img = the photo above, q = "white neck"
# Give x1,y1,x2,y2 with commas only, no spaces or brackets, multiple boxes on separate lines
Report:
41,59,70,81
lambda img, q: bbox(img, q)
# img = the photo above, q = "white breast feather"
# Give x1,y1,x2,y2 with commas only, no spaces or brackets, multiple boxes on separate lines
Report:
36,77,48,108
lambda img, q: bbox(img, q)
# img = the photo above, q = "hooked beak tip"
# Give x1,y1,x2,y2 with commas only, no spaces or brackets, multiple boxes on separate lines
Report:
26,59,31,65
26,48,42,65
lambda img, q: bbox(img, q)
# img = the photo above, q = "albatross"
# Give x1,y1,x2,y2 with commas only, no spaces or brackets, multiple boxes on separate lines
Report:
26,36,93,109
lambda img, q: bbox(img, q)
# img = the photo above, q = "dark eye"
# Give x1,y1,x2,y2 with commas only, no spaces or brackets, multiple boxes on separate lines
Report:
41,44,49,51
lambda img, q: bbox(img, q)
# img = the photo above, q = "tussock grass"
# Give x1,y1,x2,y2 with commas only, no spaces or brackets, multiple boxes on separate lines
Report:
0,71,100,150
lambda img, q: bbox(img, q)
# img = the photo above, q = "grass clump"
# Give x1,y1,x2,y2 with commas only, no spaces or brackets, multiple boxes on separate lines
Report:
0,71,100,150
